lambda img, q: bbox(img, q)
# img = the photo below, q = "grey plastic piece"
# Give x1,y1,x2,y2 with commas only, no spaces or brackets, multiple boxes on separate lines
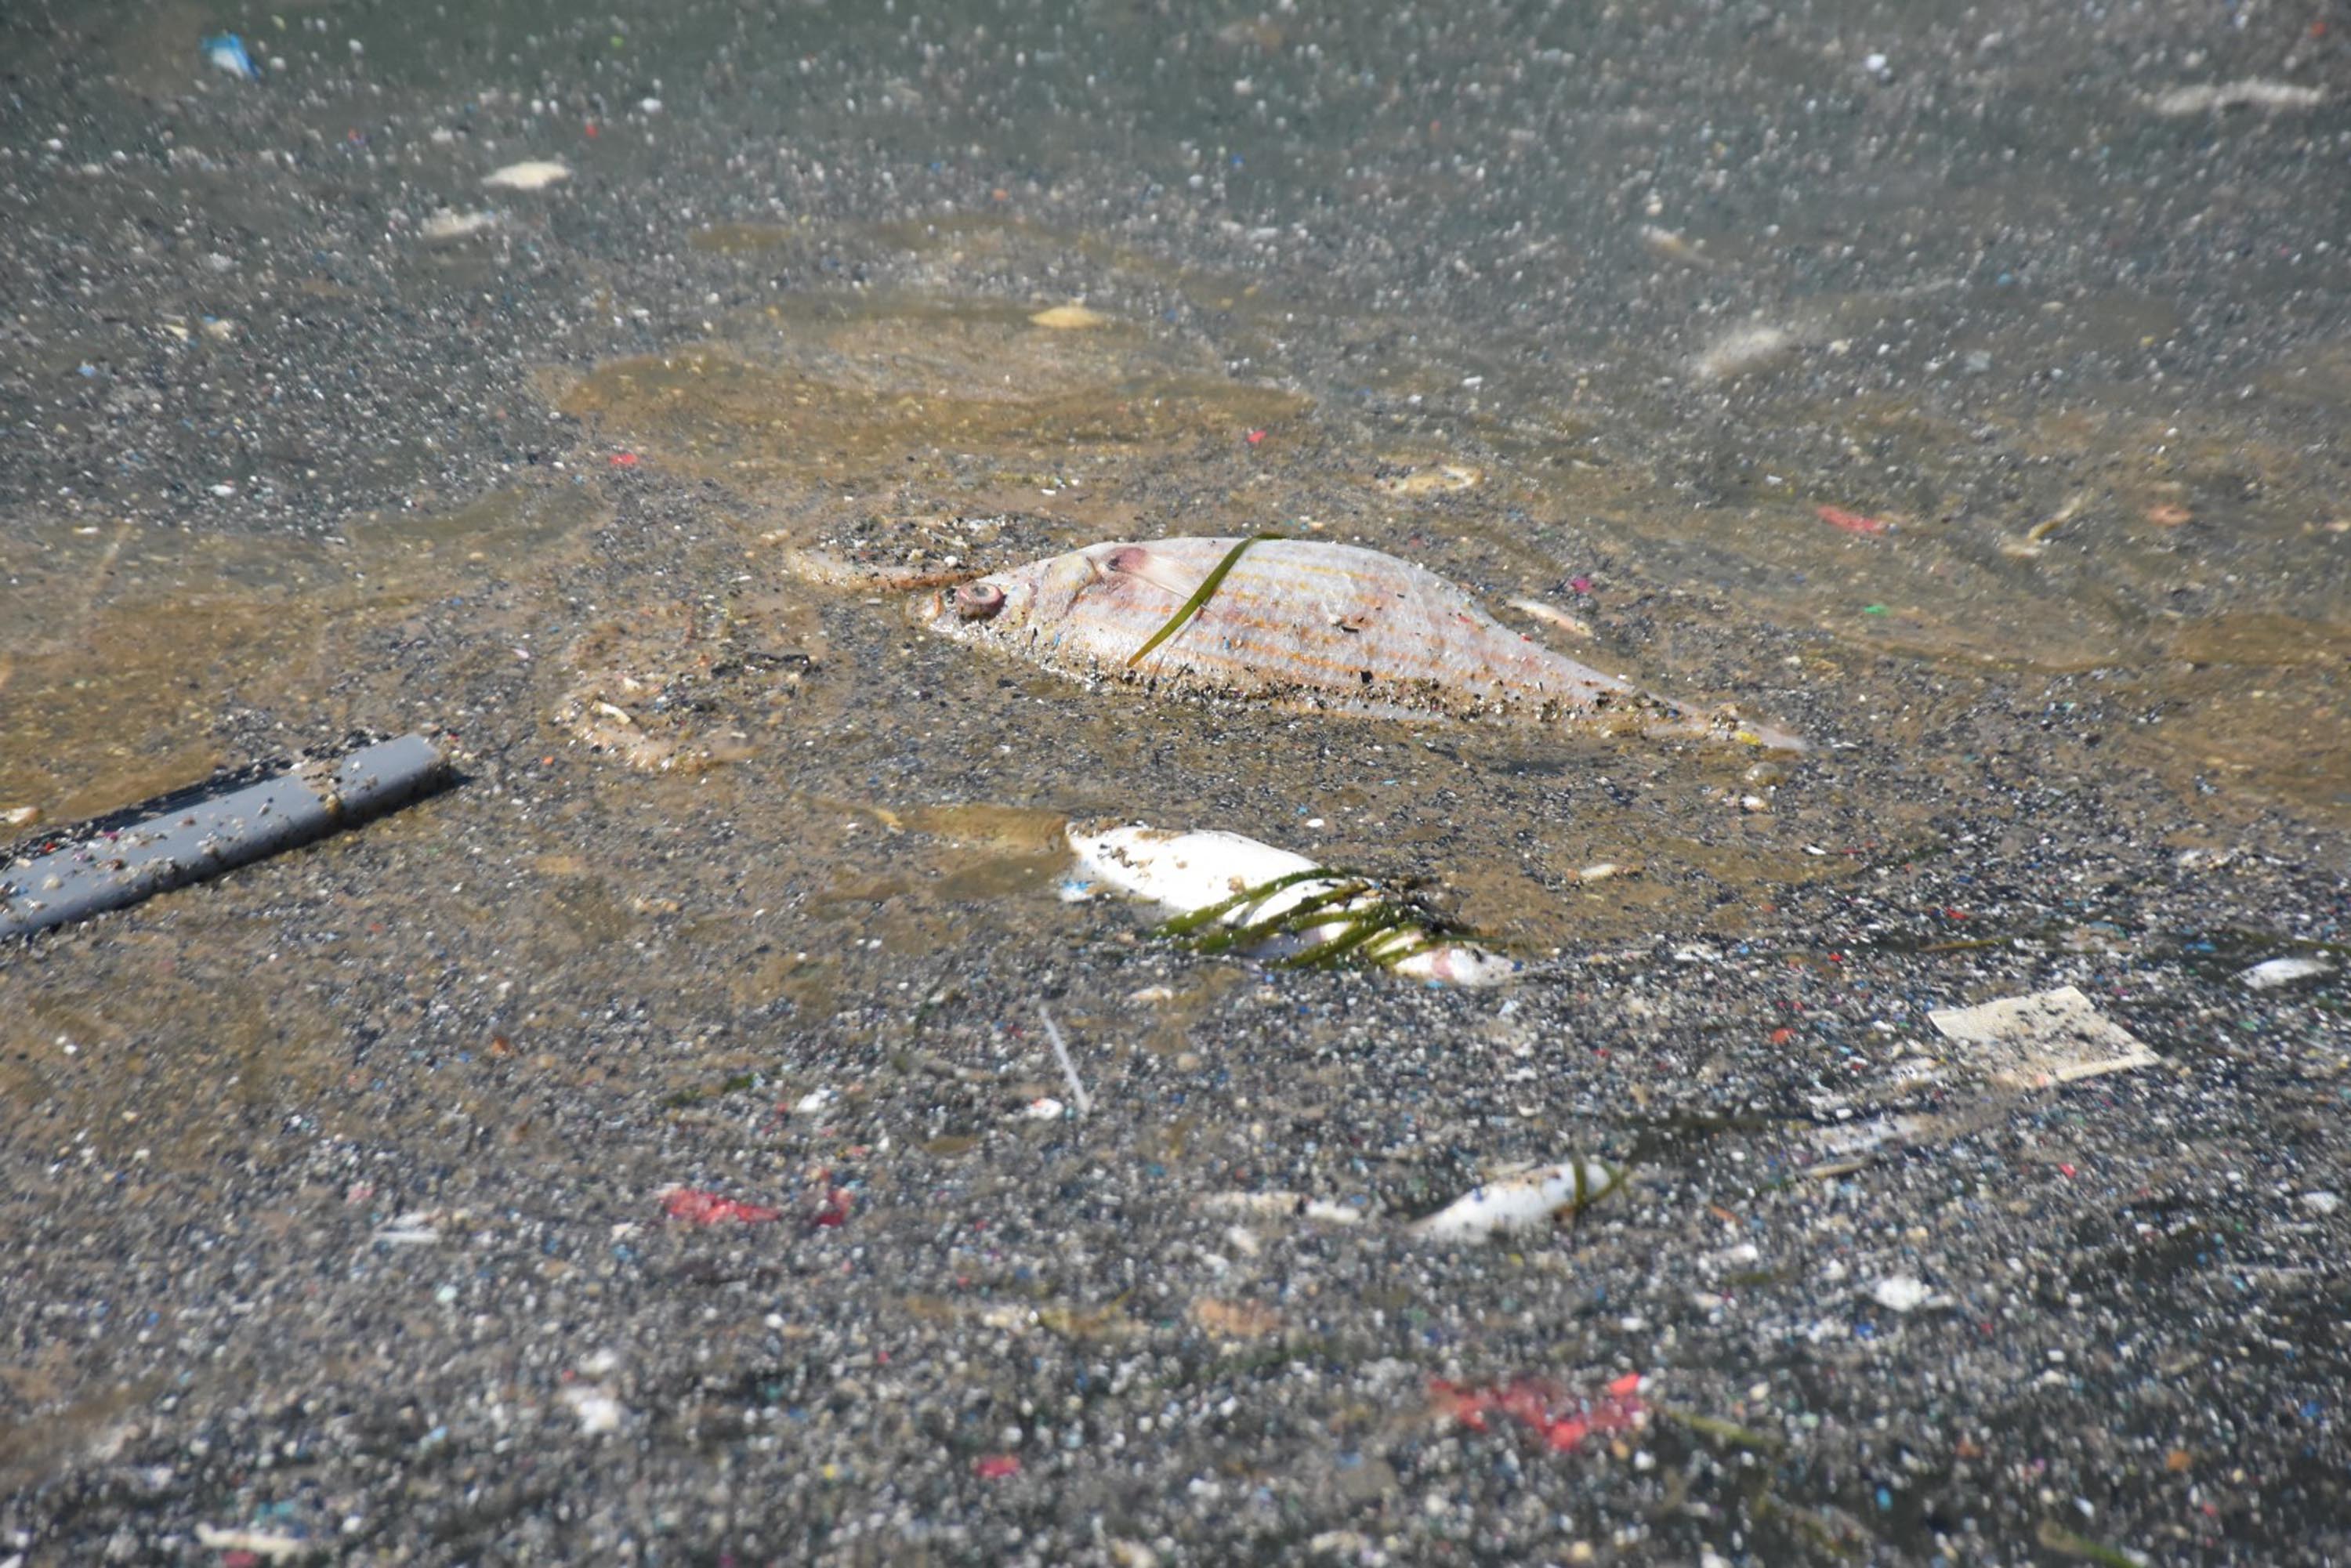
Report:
2,733,451,938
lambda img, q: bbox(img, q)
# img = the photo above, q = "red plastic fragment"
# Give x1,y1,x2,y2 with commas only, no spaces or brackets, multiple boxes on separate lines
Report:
811,1187,853,1228
1244,428,1267,445
974,1454,1021,1479
663,1187,782,1226
1815,505,1889,535
610,451,640,468
1429,1373,1645,1454
1567,576,1593,594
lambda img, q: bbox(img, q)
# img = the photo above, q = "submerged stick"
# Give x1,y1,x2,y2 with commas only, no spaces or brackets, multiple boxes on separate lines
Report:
2,733,451,938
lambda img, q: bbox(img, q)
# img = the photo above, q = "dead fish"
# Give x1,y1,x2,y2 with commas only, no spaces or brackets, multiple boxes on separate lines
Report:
919,537,1801,750
1065,820,1516,987
1409,1157,1628,1240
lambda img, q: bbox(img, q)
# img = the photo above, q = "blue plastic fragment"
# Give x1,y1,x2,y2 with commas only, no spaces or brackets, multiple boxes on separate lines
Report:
202,33,259,81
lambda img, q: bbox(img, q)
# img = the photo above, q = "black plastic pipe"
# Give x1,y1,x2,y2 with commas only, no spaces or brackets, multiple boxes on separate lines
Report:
2,733,451,938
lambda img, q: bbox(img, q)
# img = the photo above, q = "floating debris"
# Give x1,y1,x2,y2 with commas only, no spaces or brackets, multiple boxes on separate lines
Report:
1504,596,1596,640
193,1524,311,1561
1410,1157,1628,1240
1692,323,1798,382
1927,985,2161,1089
1432,1371,1645,1454
421,208,500,242
922,537,1802,750
1038,1005,1093,1116
661,1187,781,1226
2035,1519,2150,1568
1190,1297,1283,1338
2150,80,2324,116
2002,494,2088,559
1375,463,1483,497
482,159,572,190
371,1213,444,1247
560,1383,625,1436
2239,955,2334,990
1868,1276,1936,1314
1198,1192,1367,1226
1638,225,1711,267
1029,302,1110,329
1815,505,1890,536
1066,821,1515,986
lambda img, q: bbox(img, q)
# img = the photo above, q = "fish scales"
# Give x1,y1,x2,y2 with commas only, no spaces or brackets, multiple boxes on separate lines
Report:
920,537,1802,749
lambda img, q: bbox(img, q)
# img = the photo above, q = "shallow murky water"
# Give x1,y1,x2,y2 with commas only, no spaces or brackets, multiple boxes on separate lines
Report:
4,0,2348,1558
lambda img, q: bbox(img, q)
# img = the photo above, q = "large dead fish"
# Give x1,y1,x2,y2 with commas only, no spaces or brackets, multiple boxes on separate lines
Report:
918,537,1801,749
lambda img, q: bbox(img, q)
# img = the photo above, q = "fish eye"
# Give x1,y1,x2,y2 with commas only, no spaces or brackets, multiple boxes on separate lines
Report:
953,581,1006,621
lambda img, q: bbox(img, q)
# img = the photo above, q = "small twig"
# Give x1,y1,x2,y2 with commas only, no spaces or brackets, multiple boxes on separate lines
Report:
1039,1006,1092,1117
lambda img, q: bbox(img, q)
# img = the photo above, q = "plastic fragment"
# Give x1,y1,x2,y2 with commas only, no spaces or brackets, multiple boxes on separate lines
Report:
661,1187,781,1226
974,1454,1021,1479
482,159,572,191
561,1383,624,1435
1815,505,1889,535
1869,1276,1934,1313
2150,79,2324,115
1927,985,2159,1088
202,34,259,81
420,209,498,242
193,1525,310,1561
1039,1005,1092,1116
2238,955,2333,990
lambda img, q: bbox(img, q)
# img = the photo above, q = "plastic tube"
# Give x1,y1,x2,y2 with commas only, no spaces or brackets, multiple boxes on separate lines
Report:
2,733,451,938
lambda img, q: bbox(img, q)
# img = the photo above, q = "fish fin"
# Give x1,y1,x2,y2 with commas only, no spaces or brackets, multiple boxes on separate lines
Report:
1096,543,1205,602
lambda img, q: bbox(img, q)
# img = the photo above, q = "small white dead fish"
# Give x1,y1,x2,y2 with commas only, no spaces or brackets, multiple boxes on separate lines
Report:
1409,1158,1628,1240
1066,820,1516,987
922,537,1802,751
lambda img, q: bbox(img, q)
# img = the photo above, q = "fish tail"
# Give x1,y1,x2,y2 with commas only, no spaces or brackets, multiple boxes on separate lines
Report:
1634,704,1807,753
